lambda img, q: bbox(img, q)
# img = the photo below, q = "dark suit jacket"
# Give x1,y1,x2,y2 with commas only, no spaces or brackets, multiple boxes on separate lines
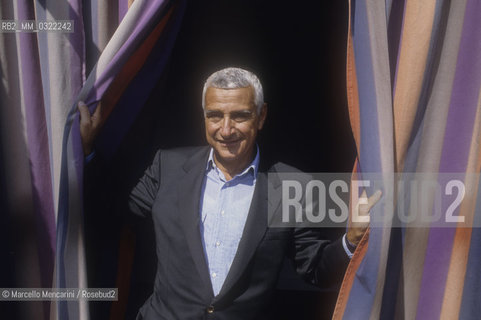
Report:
128,146,349,320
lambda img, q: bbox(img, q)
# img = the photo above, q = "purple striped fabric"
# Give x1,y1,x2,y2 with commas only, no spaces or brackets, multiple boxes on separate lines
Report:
0,1,184,319
334,0,481,319
417,0,481,318
56,1,185,319
17,0,56,294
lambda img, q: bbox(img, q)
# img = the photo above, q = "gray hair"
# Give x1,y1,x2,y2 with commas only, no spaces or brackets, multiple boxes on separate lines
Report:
202,67,264,114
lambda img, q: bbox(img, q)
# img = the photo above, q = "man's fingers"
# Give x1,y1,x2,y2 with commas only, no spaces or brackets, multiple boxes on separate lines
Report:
77,101,91,124
358,190,382,215
92,101,103,124
368,190,382,208
78,100,104,129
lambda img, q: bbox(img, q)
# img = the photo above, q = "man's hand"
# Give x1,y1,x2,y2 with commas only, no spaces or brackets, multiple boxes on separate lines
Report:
346,189,382,246
78,101,103,155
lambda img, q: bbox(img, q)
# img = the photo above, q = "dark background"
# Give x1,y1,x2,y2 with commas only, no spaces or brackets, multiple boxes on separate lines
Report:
86,1,355,319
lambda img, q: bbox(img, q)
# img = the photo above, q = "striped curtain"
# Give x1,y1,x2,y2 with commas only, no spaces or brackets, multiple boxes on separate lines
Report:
0,0,185,319
333,0,481,319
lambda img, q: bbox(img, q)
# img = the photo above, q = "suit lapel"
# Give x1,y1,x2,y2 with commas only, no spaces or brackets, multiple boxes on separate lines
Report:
177,147,214,297
215,170,272,299
176,150,283,300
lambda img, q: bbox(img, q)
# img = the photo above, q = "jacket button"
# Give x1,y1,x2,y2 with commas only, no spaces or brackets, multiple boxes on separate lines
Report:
206,305,214,313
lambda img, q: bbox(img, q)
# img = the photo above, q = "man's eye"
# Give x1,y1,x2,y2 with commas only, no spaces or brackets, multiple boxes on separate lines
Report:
231,113,252,122
206,112,223,121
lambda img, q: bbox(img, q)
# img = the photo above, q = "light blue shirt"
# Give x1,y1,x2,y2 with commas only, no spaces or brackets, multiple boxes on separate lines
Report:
199,147,259,296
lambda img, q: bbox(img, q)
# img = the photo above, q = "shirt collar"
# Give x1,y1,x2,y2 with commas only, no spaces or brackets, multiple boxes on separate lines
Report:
206,145,260,179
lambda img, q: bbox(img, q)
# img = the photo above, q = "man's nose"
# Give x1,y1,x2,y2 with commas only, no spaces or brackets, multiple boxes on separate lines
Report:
220,116,234,136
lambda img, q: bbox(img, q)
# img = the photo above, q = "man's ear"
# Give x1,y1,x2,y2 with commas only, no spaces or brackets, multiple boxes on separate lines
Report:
258,103,268,130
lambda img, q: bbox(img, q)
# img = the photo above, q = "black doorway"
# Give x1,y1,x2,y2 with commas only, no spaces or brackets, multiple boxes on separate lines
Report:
90,1,355,319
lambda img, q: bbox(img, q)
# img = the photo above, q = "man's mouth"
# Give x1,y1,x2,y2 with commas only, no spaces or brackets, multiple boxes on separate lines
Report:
217,139,241,146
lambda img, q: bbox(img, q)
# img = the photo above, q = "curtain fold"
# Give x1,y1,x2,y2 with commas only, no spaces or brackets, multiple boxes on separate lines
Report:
334,0,481,319
0,1,185,319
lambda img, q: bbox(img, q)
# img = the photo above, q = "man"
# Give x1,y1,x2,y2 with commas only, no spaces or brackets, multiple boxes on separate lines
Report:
79,67,380,319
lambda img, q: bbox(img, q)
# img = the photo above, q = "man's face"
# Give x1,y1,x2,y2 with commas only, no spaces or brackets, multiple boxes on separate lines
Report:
204,86,267,168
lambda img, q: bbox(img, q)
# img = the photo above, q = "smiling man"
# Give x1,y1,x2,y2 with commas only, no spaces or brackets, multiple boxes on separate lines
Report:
79,67,379,319
203,72,267,180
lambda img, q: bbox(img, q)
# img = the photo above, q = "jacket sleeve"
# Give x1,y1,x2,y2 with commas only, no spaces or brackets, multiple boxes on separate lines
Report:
129,150,162,218
290,227,350,290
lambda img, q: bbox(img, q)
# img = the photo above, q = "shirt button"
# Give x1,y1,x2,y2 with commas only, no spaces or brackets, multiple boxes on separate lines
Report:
215,241,221,247
212,272,217,278
221,210,225,216
207,305,214,313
